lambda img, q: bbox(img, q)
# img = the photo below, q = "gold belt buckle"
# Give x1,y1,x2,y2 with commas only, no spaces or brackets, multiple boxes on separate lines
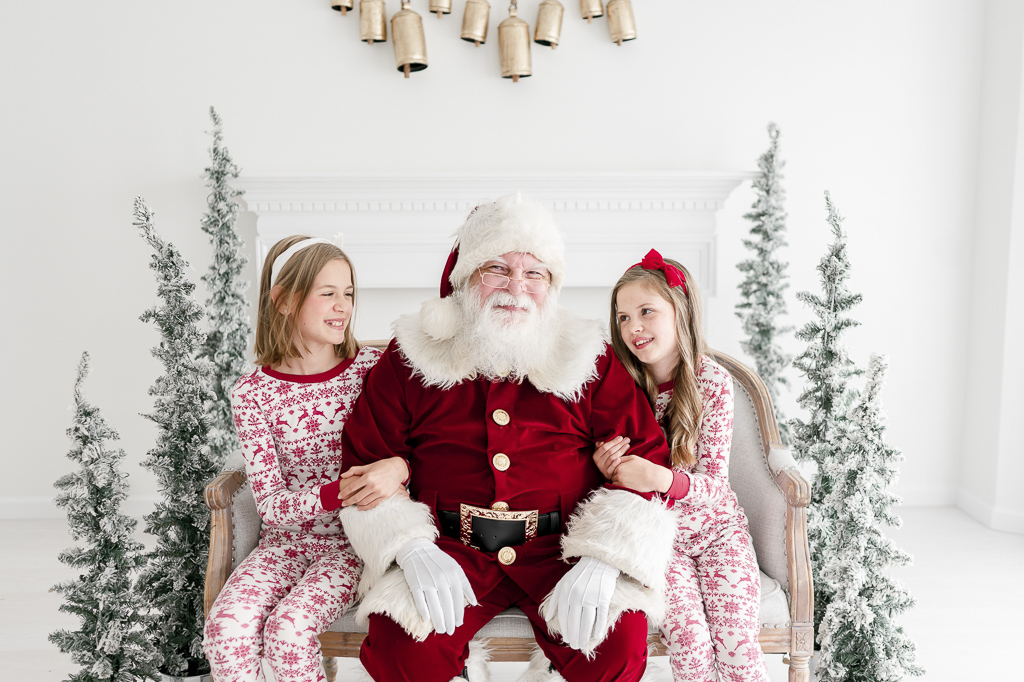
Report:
459,503,539,549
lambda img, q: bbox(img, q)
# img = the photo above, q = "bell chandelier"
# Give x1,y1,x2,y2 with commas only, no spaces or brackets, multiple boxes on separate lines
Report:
330,0,637,80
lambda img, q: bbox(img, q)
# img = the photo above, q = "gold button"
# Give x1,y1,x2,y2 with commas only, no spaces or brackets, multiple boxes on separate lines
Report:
492,409,510,426
498,547,517,565
491,501,510,511
492,453,511,471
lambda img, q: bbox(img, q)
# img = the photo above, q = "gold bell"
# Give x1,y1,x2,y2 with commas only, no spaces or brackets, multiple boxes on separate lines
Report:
534,0,563,49
360,0,387,44
606,0,635,45
461,0,490,46
499,2,531,82
330,0,354,16
580,0,602,23
392,2,428,77
428,0,452,19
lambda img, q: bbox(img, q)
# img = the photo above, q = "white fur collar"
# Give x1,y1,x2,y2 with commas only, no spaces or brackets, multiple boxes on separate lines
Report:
392,299,607,402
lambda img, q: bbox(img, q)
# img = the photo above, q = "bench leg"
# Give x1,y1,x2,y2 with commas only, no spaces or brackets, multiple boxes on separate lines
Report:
323,655,338,682
788,653,810,682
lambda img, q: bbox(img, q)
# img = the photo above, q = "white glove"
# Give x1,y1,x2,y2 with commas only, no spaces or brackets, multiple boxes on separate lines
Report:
395,537,478,635
551,556,620,651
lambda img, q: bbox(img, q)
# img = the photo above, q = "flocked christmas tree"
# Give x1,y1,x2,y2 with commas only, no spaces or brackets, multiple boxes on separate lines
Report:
736,123,793,441
198,107,250,469
789,192,863,631
133,198,217,676
816,354,923,682
50,352,160,682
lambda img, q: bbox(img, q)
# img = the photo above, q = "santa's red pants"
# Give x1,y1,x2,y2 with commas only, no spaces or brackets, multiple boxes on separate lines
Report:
360,573,649,682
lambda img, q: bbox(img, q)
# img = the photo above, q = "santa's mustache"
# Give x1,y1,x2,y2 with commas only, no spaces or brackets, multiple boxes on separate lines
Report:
484,290,538,312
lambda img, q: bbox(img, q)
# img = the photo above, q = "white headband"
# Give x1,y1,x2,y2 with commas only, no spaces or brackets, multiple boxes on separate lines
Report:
270,234,344,286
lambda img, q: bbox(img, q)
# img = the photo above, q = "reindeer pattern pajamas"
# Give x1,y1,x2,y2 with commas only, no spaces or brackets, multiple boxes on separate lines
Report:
203,347,381,682
657,356,768,682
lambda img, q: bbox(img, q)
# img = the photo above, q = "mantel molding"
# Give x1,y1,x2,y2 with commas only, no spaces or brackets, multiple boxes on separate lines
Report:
238,171,753,213
236,171,753,293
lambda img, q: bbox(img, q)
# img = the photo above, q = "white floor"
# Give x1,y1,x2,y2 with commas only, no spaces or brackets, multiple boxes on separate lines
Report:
3,507,1021,681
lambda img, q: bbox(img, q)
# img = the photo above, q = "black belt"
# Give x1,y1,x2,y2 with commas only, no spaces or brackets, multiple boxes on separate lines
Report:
438,506,561,554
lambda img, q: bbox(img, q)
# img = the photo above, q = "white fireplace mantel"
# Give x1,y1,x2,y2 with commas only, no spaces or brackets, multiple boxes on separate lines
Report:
237,172,753,295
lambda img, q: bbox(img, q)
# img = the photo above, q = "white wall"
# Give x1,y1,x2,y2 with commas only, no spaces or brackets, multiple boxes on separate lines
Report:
0,1,989,518
959,0,1024,534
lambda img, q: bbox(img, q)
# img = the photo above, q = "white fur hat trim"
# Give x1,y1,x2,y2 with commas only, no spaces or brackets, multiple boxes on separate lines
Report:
448,193,566,292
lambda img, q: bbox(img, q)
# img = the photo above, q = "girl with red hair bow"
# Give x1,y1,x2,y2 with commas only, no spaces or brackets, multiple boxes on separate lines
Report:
594,249,769,682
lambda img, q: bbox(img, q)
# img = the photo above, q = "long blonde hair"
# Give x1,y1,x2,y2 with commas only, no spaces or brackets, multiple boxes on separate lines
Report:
254,235,361,367
610,258,707,469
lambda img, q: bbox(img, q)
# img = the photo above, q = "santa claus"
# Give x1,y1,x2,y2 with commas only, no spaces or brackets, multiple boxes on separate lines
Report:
339,193,679,681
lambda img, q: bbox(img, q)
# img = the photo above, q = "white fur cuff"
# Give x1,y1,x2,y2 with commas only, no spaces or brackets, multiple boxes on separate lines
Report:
340,495,438,598
560,487,678,591
538,571,663,659
355,565,435,641
537,488,677,658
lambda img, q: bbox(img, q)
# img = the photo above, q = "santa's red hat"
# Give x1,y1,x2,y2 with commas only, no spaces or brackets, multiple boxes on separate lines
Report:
419,192,566,340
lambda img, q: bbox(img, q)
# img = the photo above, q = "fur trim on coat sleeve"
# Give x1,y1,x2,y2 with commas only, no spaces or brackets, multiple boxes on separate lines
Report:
538,488,678,658
339,494,438,599
561,488,678,590
342,495,481,641
354,564,435,641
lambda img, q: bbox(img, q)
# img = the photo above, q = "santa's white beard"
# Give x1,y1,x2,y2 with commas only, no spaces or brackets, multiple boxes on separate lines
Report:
450,287,560,381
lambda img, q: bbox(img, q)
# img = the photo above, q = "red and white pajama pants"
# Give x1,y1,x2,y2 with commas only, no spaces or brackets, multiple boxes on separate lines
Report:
203,533,362,682
662,513,769,682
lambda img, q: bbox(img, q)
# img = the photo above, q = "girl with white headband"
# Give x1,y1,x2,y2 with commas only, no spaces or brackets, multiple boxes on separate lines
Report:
204,235,409,682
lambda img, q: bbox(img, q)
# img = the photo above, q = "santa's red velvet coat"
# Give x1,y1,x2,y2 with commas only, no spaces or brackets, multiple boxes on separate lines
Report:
338,303,681,657
341,338,672,607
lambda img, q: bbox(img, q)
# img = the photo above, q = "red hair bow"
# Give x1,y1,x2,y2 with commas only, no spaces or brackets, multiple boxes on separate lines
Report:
632,248,688,294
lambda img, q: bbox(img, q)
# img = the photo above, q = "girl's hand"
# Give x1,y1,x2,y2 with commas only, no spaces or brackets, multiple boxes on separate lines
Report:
339,457,410,510
609,455,673,494
593,436,631,479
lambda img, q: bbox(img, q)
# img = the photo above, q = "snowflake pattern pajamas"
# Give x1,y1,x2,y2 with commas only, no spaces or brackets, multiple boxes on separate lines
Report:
657,357,768,682
203,347,381,682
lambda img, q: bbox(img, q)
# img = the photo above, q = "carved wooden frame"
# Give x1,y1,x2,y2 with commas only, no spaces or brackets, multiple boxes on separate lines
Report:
709,350,814,682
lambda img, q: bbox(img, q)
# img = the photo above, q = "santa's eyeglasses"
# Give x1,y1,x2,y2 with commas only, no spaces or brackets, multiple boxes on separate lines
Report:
478,269,552,294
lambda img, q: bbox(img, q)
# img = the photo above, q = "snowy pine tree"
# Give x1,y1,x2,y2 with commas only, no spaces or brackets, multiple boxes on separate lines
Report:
816,355,924,682
133,198,216,676
788,191,863,631
736,122,793,442
199,107,250,469
790,192,863,506
50,352,160,682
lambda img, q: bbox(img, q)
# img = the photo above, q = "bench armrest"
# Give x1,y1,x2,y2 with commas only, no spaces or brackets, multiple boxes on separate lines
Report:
204,470,245,618
770,445,814,657
769,446,810,508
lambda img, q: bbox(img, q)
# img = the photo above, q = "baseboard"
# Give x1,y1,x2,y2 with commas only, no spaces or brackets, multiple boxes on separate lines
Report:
957,487,1024,534
957,487,993,526
0,496,158,520
990,507,1024,534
